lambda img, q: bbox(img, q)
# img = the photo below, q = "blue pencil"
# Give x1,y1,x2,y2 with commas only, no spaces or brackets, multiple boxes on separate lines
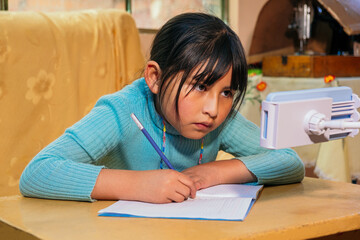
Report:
130,113,175,170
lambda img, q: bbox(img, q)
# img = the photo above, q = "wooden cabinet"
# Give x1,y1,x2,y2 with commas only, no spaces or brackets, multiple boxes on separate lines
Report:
263,55,360,77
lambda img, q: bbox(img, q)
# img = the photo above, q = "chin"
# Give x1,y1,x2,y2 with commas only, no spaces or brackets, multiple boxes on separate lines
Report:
182,131,208,140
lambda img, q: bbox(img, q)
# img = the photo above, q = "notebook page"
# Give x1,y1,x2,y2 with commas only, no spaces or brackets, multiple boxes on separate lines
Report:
98,197,253,221
196,184,263,199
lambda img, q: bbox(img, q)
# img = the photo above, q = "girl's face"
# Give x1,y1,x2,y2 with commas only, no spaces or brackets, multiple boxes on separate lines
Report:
158,68,234,139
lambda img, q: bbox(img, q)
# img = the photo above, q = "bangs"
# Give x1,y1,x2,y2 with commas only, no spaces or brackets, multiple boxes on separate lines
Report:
184,34,238,94
192,53,232,88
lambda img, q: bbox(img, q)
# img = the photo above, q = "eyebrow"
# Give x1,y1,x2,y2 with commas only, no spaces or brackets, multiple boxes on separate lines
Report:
223,86,236,91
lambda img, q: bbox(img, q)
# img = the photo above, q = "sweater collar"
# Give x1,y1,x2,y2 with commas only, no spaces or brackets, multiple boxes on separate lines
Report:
144,78,181,136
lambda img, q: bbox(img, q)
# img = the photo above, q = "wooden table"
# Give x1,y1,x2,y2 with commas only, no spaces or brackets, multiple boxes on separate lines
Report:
1,177,359,240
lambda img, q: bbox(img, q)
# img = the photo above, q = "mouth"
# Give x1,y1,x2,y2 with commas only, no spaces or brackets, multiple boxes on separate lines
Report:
194,122,213,130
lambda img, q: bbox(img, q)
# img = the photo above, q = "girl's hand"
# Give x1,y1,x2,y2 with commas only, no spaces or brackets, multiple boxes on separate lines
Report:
92,169,197,203
181,162,221,190
182,159,257,190
133,169,197,203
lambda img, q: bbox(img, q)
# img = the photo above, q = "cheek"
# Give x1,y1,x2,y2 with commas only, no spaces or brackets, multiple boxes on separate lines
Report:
178,97,198,118
219,100,233,119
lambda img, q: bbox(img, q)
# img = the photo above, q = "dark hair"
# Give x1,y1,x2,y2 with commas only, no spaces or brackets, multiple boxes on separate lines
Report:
150,12,248,119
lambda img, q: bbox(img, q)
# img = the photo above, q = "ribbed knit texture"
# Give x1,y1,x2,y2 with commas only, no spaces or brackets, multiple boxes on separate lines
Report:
19,78,305,201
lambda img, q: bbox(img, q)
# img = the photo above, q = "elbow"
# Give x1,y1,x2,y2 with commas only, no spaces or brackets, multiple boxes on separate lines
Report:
283,148,305,183
261,149,305,185
19,161,37,197
292,160,305,183
19,168,31,197
19,154,52,198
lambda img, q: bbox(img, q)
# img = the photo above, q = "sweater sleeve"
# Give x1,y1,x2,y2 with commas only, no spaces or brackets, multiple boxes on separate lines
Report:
219,112,305,185
19,94,132,201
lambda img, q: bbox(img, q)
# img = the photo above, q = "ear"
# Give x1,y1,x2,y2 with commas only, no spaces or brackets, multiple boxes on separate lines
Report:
144,61,161,94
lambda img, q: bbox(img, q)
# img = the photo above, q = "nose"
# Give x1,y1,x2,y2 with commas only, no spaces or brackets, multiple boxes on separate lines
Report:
202,93,218,118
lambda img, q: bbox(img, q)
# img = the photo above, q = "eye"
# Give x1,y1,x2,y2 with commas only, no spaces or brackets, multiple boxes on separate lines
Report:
222,90,233,98
195,83,206,92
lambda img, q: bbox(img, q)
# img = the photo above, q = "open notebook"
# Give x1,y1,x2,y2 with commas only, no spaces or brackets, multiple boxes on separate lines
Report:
98,184,263,221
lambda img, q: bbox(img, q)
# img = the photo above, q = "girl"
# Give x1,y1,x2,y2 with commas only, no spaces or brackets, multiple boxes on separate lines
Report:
20,12,304,203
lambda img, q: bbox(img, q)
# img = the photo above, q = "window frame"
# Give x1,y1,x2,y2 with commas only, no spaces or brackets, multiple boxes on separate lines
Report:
1,0,228,33
125,0,228,34
0,0,8,10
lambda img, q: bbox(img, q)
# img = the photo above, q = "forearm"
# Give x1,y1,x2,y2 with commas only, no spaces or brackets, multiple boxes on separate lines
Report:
240,149,305,185
215,159,257,184
91,168,197,203
182,159,257,190
219,113,304,185
91,169,140,201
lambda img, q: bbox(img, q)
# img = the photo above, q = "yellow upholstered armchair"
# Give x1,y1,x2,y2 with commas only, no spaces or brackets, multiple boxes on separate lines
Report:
0,9,145,196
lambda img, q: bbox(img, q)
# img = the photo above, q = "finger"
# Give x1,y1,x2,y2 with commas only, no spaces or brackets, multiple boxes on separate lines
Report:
169,191,188,203
184,175,203,191
164,198,173,204
174,182,191,200
194,181,203,191
177,173,197,199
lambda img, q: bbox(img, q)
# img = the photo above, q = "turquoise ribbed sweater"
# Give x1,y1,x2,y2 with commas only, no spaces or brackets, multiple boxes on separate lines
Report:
19,78,304,201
